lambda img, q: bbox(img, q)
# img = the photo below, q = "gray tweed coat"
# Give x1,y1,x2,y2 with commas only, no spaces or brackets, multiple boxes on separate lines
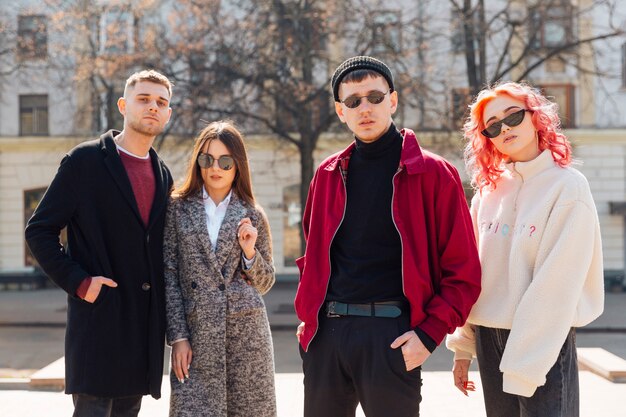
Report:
164,191,276,417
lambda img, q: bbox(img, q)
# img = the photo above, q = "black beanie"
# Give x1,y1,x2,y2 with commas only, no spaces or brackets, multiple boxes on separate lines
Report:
331,56,394,102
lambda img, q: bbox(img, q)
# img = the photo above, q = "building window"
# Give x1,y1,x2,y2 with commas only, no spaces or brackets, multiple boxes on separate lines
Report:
622,42,626,89
17,15,47,60
283,184,301,267
529,1,574,49
538,84,575,128
278,4,326,54
24,187,68,267
372,11,401,54
451,87,472,129
20,95,49,136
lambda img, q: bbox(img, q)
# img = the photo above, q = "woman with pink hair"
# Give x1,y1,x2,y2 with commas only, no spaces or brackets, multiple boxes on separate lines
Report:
446,82,604,416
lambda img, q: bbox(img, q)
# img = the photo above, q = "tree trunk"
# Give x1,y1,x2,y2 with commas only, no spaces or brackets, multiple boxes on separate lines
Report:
463,0,479,95
477,0,486,90
105,86,115,131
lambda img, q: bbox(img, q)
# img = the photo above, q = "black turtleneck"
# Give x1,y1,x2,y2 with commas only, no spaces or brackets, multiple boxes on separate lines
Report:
327,123,404,304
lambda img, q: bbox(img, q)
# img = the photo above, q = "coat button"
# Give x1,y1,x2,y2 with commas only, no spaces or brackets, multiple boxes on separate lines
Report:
141,282,151,291
191,282,197,289
146,234,150,243
218,284,225,291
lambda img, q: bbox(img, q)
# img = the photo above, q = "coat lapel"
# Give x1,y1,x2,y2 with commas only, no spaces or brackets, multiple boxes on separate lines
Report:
183,192,221,277
147,152,170,231
100,132,143,226
214,193,248,273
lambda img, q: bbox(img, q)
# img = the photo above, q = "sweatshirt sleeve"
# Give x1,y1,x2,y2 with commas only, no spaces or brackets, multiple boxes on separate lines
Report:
445,322,476,360
500,197,604,397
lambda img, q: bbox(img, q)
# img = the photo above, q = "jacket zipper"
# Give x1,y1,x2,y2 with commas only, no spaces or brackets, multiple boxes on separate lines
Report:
306,163,349,351
390,166,407,300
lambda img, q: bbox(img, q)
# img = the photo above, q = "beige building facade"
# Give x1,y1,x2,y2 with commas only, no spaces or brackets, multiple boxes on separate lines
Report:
1,0,626,284
2,129,626,281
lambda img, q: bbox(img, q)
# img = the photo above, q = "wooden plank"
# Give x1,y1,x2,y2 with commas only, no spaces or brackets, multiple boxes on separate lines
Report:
578,347,626,382
29,357,65,390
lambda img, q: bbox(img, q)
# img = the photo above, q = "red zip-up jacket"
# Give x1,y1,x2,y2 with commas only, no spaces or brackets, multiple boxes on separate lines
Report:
295,129,481,351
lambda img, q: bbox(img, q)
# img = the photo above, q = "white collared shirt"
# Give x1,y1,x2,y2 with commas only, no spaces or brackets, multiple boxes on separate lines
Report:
202,187,254,268
202,187,232,251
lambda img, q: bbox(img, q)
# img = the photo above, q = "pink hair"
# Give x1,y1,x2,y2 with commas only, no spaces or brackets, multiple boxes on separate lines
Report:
464,82,572,192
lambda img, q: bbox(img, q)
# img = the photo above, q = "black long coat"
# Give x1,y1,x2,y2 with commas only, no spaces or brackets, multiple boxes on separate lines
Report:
25,130,172,399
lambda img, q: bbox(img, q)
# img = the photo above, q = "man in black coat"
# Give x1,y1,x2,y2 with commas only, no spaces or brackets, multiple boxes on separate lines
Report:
25,69,174,417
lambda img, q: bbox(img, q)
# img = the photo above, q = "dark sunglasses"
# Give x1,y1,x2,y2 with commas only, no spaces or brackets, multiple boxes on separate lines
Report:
341,90,389,109
197,153,235,170
481,109,529,139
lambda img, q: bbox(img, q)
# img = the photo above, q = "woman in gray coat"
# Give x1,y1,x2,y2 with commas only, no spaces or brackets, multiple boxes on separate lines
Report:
164,121,277,417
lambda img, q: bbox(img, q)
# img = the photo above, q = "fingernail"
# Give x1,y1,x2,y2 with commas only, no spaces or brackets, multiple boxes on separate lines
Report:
187,364,190,370
179,378,184,384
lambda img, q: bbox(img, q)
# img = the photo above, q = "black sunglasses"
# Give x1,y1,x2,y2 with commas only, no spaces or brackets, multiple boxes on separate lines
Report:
197,153,235,170
341,90,389,109
481,109,529,139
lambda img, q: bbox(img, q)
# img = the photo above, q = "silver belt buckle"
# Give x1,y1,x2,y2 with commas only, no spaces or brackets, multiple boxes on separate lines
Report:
326,301,341,318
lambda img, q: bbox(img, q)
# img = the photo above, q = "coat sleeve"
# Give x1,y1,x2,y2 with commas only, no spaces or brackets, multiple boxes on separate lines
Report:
242,206,276,295
164,200,191,345
418,165,482,345
500,198,604,397
25,154,89,296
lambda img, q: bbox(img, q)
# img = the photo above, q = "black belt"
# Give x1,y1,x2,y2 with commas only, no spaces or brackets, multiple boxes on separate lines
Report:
325,301,407,318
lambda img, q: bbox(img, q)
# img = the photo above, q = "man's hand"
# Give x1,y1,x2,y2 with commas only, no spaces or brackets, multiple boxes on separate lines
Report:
390,331,430,371
83,276,117,303
452,359,475,396
171,340,192,383
296,322,305,342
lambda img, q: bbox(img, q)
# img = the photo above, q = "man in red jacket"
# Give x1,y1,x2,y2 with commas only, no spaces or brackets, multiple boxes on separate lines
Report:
294,56,481,417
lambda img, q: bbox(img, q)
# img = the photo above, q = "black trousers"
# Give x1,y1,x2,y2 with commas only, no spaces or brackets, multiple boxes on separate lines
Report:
300,314,422,417
72,394,142,417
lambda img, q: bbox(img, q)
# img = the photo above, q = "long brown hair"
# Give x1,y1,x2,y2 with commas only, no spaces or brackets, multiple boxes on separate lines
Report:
174,121,256,205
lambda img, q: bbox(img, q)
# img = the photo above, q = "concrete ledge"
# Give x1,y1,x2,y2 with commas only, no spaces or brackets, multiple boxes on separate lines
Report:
578,348,626,382
29,357,65,390
0,378,30,390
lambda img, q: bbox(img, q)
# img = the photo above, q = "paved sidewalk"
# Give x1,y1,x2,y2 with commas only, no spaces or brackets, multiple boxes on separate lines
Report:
0,371,625,417
0,284,625,416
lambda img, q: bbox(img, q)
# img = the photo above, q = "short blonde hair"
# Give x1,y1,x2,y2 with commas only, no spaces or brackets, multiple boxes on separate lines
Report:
124,69,173,98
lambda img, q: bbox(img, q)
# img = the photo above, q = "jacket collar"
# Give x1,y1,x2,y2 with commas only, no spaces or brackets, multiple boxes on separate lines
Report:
504,149,556,181
325,128,426,175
